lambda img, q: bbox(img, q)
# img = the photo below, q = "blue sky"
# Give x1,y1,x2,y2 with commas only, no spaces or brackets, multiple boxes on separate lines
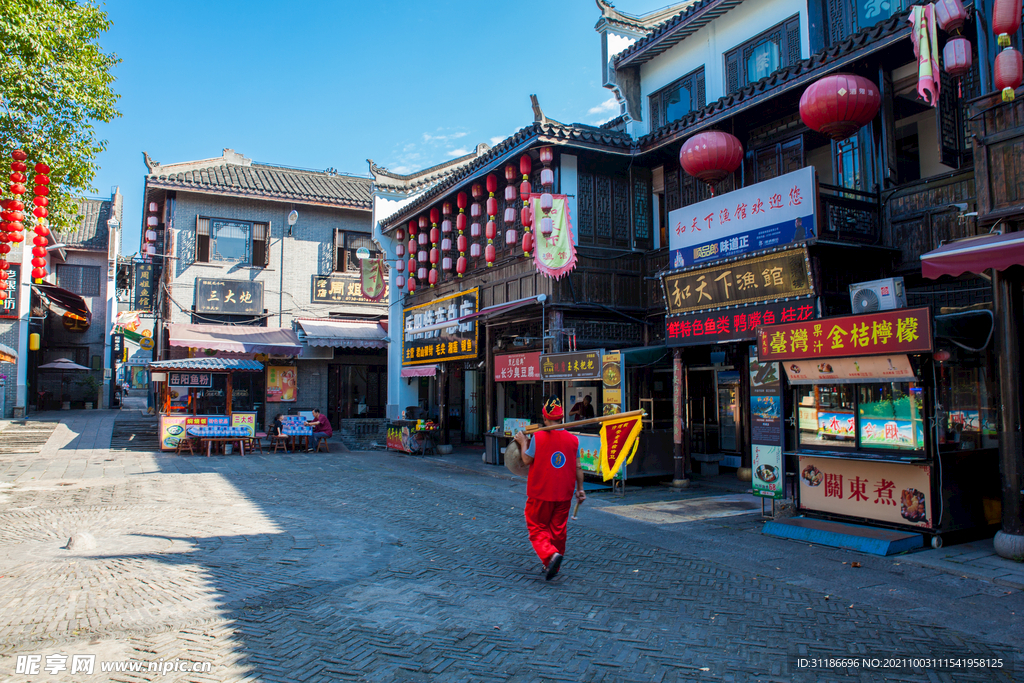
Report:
92,0,674,254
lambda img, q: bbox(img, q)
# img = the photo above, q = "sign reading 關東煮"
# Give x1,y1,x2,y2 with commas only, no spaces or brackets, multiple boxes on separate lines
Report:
311,274,384,306
665,298,817,347
402,288,479,365
494,352,541,382
663,248,812,316
540,350,602,380
168,372,212,388
668,167,816,269
194,279,263,315
757,307,932,361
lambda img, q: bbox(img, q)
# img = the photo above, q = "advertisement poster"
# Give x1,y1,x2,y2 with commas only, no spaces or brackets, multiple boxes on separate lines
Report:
159,413,255,450
860,418,923,450
752,444,784,498
601,353,622,416
818,412,856,441
503,418,529,436
668,167,816,269
749,346,784,499
266,366,297,402
575,433,603,474
798,455,933,528
784,354,916,384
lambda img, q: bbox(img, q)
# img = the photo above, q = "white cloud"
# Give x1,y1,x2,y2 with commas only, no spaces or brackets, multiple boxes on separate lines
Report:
588,97,619,117
490,136,505,146
390,165,414,174
447,148,470,157
423,131,469,143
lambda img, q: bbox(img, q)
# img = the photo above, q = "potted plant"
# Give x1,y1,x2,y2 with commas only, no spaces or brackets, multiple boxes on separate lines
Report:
76,375,102,409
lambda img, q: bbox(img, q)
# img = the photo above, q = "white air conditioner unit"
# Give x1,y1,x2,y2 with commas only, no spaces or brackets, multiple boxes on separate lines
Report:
849,277,907,313
298,345,334,360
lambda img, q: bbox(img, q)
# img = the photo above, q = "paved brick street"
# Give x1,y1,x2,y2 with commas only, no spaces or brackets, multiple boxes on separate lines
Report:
0,413,1021,682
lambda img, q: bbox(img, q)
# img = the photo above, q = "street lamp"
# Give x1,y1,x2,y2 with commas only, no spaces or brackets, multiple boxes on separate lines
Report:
280,210,298,326
287,210,298,236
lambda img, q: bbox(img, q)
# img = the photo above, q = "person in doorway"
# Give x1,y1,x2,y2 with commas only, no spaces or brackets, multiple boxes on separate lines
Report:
305,408,333,452
568,395,595,421
514,396,586,581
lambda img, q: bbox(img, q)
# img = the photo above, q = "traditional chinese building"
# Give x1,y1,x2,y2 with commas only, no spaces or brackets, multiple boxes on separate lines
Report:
140,149,387,443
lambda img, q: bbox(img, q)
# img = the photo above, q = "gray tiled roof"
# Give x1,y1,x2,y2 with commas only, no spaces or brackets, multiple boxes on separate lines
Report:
63,197,111,251
148,163,373,210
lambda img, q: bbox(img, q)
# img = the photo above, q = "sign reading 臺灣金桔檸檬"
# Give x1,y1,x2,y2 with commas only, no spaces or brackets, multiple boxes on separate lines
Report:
540,351,602,380
757,307,932,361
194,279,263,315
662,248,812,316
668,167,816,269
402,288,479,365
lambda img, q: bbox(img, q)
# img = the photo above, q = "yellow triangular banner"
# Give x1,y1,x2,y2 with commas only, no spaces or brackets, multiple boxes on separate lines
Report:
598,414,643,481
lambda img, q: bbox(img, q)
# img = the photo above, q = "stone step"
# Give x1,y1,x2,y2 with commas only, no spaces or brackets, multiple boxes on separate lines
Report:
762,515,925,556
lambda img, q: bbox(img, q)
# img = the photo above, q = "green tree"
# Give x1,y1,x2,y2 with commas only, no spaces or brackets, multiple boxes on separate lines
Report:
0,0,120,233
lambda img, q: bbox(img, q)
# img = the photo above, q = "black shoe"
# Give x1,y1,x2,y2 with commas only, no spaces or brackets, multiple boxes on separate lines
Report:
545,553,563,581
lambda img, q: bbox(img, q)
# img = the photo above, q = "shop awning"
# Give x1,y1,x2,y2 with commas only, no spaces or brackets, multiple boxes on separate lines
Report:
294,319,388,348
0,342,17,364
620,345,670,366
461,295,544,322
148,358,264,372
168,323,301,355
401,364,437,378
32,283,92,324
921,231,1024,279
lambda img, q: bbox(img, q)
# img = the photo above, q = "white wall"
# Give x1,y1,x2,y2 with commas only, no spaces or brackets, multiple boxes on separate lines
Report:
559,154,579,243
637,0,808,134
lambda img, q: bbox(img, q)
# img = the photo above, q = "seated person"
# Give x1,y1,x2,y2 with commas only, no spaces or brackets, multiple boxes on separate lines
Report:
305,408,333,452
568,395,595,421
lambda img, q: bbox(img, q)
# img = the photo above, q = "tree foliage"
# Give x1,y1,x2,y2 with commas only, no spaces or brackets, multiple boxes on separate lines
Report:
0,0,120,233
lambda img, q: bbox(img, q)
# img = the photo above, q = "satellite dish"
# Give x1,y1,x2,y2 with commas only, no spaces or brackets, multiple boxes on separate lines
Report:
356,247,371,260
852,288,880,312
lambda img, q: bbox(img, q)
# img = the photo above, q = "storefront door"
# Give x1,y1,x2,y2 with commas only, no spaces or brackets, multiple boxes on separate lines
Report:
717,371,740,453
687,369,718,454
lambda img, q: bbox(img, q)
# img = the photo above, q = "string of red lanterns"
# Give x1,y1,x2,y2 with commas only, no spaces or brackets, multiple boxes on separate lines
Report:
519,155,533,257
394,223,406,290
485,174,497,267
417,215,428,285
993,0,1022,101
503,164,518,253
456,192,468,277
441,202,453,275
538,147,555,239
428,207,440,287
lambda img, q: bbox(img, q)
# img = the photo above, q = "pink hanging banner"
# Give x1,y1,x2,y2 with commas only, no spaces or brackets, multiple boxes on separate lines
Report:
529,194,578,280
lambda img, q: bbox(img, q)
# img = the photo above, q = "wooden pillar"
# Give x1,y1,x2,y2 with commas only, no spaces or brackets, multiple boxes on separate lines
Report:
439,363,448,444
672,348,688,486
226,373,233,416
993,268,1024,559
739,344,751,469
485,325,494,434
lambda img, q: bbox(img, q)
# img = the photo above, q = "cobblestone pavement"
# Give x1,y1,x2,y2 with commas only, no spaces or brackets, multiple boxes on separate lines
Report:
0,413,1020,682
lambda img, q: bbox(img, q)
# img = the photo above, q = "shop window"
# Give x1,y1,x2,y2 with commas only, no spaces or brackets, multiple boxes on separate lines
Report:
334,231,379,272
936,352,998,450
725,16,800,92
749,135,804,184
796,381,924,453
835,135,862,190
649,67,705,131
251,222,270,267
196,217,210,261
56,264,101,297
826,0,908,46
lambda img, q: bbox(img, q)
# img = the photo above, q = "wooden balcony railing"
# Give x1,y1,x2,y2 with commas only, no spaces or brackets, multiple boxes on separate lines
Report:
970,90,1024,223
818,183,881,245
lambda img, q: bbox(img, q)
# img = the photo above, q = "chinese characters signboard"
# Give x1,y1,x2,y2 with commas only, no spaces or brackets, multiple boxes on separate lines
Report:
168,372,212,388
749,346,784,499
668,167,816,269
111,334,125,364
494,352,541,382
540,351,602,380
758,307,932,361
0,265,18,319
311,274,384,306
133,263,155,312
402,288,479,365
663,248,812,316
194,278,263,315
666,298,817,347
798,455,933,528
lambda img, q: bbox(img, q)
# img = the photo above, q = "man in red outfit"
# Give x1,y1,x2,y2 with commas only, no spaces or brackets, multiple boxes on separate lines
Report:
514,396,586,581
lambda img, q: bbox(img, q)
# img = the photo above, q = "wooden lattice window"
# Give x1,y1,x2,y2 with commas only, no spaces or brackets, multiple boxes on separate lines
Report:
649,67,706,130
725,16,801,93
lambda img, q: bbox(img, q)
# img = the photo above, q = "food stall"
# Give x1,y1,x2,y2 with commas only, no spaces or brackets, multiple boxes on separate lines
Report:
757,307,1002,543
485,351,543,465
149,358,262,451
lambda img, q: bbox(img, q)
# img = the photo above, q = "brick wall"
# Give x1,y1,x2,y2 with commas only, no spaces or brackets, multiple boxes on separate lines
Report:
335,418,388,450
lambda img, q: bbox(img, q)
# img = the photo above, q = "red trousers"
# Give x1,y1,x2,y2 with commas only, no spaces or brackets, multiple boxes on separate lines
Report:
524,498,572,565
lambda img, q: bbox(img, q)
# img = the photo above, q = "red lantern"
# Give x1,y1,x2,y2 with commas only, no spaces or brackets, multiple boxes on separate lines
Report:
11,150,27,162
33,207,47,218
408,239,416,255
428,269,438,286
520,180,531,197
944,37,973,78
430,207,440,224
32,246,46,257
539,147,554,164
31,257,46,267
409,258,416,273
396,243,405,258
522,232,534,256
396,228,405,241
408,277,417,293
10,232,22,243
418,266,427,280
485,221,497,240
396,274,406,289
32,267,46,279
520,154,532,176
486,197,498,216
10,185,25,195
430,227,439,244
442,255,452,271
470,243,482,258
457,192,468,210
541,169,554,186
0,291,6,302
34,162,50,174
994,0,1021,46
799,73,881,141
504,185,517,202
11,162,26,173
430,247,439,264
470,202,482,218
442,219,452,234
471,222,481,238
995,47,1023,101
679,131,744,189
486,174,497,194
418,215,428,229
0,245,8,254
457,235,467,252
935,0,967,32
456,213,466,231
395,258,405,272
9,173,26,183
485,243,496,265
34,225,49,237
471,183,484,199
33,186,49,196
32,197,47,207
505,164,517,182
521,206,533,227
505,228,517,245
456,256,467,275
418,249,427,263
33,174,49,185
504,207,516,224
9,200,23,211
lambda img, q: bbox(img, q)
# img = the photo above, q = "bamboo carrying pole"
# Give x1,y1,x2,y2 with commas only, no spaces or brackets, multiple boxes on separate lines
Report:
523,409,645,434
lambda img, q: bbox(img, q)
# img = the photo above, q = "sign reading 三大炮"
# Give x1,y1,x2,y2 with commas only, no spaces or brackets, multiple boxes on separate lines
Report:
662,248,812,316
402,288,479,365
194,278,263,315
667,166,816,269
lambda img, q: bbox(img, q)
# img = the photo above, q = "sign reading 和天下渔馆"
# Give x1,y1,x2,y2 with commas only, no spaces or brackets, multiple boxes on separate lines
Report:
667,167,816,270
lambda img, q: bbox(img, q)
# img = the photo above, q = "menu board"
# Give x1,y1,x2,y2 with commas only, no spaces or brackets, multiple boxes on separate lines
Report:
749,346,784,499
158,413,256,450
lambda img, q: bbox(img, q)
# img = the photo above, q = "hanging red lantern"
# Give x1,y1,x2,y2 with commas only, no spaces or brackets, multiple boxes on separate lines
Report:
520,179,531,197
11,162,26,173
541,216,554,238
520,154,532,176
10,185,25,195
408,277,417,293
485,220,497,240
418,248,427,263
31,257,46,267
539,147,554,165
505,164,517,182
418,231,428,246
407,238,416,255
33,185,49,196
994,0,1021,46
34,225,48,237
33,174,49,185
470,221,481,239
485,175,498,267
521,206,533,227
995,47,1023,101
11,150,27,162
522,232,534,256
505,185,517,202
32,246,46,257
798,73,881,141
429,226,440,244
418,266,428,280
9,173,26,184
0,245,8,254
396,227,405,242
34,162,49,174
396,243,405,258
935,0,967,32
442,255,452,271
456,192,468,277
541,168,554,186
442,237,452,252
418,215,428,230
430,247,439,264
33,207,47,218
486,174,497,194
33,196,47,207
485,243,496,265
0,291,6,302
32,268,46,279
470,242,482,258
395,258,405,272
944,37,973,78
456,255,467,275
505,228,517,246
396,274,406,289
470,202,481,219
10,232,22,243
457,234,467,252
409,257,416,273
486,196,498,216
428,269,438,286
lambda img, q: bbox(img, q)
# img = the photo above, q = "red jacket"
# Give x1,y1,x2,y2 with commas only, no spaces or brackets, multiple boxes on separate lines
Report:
527,429,579,502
